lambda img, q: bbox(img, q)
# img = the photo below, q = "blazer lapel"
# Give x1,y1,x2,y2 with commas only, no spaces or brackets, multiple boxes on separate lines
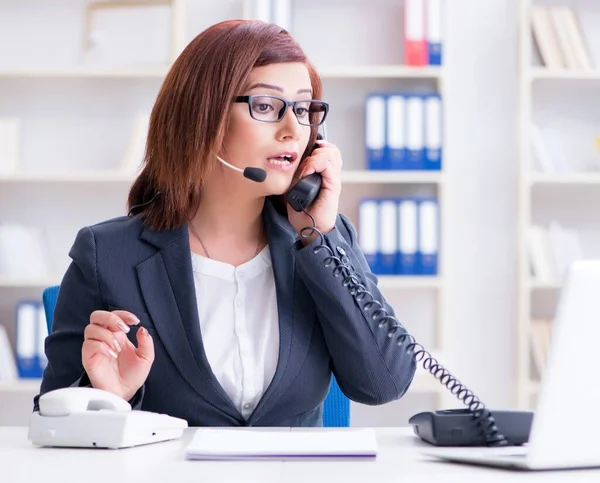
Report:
136,223,242,421
248,198,316,424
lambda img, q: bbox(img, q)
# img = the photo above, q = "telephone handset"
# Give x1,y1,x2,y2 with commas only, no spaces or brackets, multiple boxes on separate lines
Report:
28,387,187,449
287,131,532,447
286,133,323,212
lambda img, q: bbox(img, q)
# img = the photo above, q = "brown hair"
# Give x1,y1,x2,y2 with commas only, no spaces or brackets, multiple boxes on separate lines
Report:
127,20,322,231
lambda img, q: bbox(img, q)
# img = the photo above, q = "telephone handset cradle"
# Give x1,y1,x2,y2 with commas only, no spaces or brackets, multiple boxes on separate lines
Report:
28,387,187,449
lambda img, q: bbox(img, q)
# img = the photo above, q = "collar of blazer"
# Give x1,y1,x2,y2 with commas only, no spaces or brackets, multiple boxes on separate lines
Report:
138,196,300,250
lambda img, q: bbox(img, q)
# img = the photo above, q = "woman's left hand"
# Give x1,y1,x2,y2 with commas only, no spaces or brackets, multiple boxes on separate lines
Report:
287,139,343,245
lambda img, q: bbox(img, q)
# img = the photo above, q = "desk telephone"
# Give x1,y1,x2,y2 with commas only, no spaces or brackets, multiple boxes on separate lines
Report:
30,129,531,450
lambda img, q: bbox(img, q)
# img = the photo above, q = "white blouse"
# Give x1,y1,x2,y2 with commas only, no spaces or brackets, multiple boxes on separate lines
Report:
190,246,280,419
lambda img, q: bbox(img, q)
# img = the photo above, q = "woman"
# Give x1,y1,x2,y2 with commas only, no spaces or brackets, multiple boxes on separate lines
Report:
37,20,416,426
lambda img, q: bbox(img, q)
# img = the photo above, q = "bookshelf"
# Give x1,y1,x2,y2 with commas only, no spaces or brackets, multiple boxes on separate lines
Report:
517,0,600,408
0,0,449,425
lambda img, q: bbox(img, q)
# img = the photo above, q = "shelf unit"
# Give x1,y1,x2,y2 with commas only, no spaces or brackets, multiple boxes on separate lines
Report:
0,0,450,424
516,0,600,408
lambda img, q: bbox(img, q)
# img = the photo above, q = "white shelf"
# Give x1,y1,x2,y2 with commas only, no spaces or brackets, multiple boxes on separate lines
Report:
377,276,441,289
528,173,600,186
0,170,443,185
341,170,443,184
0,277,60,288
528,280,561,291
0,379,41,393
0,65,443,80
529,68,600,81
0,67,169,78
319,65,443,79
0,171,135,183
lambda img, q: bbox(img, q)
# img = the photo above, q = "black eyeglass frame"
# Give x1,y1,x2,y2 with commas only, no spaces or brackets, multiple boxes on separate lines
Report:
234,94,329,126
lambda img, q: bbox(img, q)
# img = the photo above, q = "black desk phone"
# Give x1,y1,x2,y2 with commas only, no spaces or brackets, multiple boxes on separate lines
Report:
285,131,533,447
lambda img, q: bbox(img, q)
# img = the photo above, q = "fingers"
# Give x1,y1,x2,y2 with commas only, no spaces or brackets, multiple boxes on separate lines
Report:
300,154,341,188
311,141,343,168
135,327,155,364
84,323,123,356
89,310,140,334
83,339,119,361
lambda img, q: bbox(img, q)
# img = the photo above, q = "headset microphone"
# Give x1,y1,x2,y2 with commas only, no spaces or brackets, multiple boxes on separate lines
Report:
216,155,267,183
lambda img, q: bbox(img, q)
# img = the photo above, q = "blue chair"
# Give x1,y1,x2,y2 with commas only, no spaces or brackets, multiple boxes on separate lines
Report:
41,285,350,426
323,375,350,427
42,285,60,334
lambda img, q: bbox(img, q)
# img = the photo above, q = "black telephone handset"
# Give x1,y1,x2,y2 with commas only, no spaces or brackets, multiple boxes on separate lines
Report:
286,133,323,212
289,132,533,448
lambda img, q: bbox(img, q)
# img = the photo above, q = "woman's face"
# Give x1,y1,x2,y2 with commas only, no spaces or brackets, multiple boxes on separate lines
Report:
219,62,313,196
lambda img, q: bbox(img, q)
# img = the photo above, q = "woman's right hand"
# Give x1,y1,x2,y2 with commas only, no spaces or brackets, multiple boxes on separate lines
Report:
82,310,155,402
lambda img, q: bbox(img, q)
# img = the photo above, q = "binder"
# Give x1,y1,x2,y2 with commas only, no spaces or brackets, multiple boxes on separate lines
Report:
397,199,418,275
426,0,443,65
16,301,41,378
424,94,442,170
379,199,398,274
417,199,439,275
365,95,386,170
404,0,427,66
406,96,425,170
358,199,380,273
37,302,49,372
386,95,407,170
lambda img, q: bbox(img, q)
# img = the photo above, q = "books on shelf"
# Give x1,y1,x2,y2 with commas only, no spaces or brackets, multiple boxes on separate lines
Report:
359,197,439,276
15,300,48,379
527,222,583,285
530,317,553,381
0,299,49,382
0,118,21,174
366,92,442,171
404,0,444,66
530,5,594,71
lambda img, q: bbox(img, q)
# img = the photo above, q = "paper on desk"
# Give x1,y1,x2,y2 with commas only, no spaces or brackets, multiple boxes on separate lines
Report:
185,428,378,460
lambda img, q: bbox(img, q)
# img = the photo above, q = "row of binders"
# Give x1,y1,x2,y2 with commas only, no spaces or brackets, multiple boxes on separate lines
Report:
0,301,48,381
358,197,439,276
404,0,444,66
366,93,442,171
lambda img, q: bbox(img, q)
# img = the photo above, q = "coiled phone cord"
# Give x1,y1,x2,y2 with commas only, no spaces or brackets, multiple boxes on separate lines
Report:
299,208,508,447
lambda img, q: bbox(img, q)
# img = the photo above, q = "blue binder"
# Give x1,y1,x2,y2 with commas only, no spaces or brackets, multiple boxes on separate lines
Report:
385,94,407,170
365,94,386,170
378,198,398,274
427,0,443,65
397,198,418,275
416,198,439,275
406,96,425,170
16,300,44,378
424,94,443,171
358,198,380,273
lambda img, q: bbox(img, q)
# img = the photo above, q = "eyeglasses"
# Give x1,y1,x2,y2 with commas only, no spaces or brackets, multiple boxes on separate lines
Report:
234,95,329,126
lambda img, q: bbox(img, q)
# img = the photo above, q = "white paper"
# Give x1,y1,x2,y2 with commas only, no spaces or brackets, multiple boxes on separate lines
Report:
185,428,378,460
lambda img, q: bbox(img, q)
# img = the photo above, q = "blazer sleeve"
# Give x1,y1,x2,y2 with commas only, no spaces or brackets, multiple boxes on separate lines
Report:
293,214,417,405
34,226,144,411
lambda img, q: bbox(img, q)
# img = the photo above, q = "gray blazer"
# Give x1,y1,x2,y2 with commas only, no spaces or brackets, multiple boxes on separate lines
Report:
37,198,416,426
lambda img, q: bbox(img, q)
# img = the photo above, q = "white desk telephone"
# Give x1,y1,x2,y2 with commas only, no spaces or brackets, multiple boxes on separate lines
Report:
28,387,187,449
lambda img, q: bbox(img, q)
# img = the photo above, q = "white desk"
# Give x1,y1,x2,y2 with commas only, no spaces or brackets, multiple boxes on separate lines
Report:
1,427,599,482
